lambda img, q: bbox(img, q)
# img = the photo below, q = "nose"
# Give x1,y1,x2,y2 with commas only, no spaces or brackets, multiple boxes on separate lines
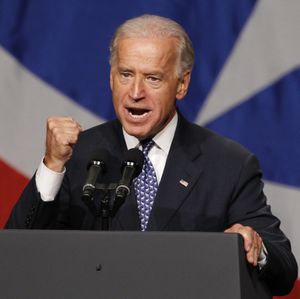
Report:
129,76,145,101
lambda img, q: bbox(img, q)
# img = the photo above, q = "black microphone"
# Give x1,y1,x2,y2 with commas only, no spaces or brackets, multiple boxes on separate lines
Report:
112,148,144,215
82,148,110,201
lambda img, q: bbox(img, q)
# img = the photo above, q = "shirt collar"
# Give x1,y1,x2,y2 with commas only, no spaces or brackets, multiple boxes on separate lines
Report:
123,112,178,154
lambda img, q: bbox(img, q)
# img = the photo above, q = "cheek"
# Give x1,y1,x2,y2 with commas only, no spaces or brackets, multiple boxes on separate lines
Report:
159,94,177,114
112,86,125,106
111,93,123,117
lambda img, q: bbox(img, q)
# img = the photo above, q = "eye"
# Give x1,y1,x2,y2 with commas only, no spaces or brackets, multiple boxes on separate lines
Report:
120,71,132,78
147,76,160,82
145,75,163,88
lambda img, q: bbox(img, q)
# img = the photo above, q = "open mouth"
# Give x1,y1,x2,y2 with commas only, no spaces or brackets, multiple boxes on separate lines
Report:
127,107,151,119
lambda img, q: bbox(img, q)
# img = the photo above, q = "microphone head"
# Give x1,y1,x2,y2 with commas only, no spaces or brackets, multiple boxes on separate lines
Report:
87,148,110,170
124,148,144,177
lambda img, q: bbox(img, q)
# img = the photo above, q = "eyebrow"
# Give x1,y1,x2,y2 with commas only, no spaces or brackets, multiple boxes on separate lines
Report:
117,66,165,77
117,67,132,72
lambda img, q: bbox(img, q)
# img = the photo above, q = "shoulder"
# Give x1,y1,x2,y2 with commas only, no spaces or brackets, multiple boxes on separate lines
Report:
175,114,260,177
177,114,253,160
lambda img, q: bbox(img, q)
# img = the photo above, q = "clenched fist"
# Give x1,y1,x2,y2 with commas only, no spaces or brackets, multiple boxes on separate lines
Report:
44,117,82,172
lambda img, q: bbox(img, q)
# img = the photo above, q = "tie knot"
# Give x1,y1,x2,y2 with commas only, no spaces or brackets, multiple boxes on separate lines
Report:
141,139,155,156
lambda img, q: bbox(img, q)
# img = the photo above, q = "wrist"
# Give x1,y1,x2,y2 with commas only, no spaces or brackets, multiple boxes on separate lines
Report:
44,155,65,173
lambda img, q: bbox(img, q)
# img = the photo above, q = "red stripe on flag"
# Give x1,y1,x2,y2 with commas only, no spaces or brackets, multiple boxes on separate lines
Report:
273,279,300,299
0,159,29,228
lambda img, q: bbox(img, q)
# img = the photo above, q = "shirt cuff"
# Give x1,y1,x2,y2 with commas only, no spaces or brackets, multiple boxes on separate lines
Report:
258,242,268,269
35,158,66,202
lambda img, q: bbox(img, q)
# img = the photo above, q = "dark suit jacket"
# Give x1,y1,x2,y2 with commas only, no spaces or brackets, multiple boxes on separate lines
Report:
6,113,298,295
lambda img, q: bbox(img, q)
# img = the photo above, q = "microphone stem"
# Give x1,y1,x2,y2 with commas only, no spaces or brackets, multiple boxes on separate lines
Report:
100,191,110,230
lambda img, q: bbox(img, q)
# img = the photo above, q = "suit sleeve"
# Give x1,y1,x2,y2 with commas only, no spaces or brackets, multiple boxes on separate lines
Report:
227,153,298,295
5,174,62,229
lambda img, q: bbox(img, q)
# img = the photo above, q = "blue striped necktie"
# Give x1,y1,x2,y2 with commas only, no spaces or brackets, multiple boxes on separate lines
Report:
133,139,158,231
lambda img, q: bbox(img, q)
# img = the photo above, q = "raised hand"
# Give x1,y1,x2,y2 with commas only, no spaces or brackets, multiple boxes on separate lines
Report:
44,117,82,172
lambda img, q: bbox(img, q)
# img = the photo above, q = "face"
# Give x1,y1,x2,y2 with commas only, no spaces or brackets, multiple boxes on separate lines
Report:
110,37,191,140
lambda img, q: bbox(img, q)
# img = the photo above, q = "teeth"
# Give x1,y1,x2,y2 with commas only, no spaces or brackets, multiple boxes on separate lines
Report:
129,111,149,119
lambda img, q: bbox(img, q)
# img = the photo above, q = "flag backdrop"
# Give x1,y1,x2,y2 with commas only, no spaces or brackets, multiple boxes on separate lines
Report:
0,1,299,297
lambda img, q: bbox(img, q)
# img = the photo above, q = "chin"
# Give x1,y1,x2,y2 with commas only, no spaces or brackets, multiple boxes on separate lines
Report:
130,131,148,139
125,127,150,140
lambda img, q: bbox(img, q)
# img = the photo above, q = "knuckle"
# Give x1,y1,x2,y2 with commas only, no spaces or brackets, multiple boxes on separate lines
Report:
231,223,242,232
48,117,61,130
55,134,66,145
244,225,252,232
47,117,54,129
47,116,54,123
73,134,79,143
52,126,60,136
76,127,81,135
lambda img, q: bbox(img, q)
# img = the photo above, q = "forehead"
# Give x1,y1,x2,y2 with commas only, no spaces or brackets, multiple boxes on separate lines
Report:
115,37,178,70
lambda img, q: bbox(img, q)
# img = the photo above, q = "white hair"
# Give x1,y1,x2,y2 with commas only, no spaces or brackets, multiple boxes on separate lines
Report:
109,15,195,78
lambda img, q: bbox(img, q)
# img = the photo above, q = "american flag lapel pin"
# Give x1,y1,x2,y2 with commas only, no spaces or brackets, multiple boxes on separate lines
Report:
179,179,189,187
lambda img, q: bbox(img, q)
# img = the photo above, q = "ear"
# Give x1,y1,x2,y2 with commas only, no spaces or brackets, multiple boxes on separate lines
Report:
176,71,191,100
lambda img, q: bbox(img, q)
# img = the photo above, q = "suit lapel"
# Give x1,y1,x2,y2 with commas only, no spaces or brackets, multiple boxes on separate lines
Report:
147,114,205,231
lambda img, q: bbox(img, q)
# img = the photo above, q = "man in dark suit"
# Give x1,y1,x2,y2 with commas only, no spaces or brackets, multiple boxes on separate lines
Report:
6,15,297,295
